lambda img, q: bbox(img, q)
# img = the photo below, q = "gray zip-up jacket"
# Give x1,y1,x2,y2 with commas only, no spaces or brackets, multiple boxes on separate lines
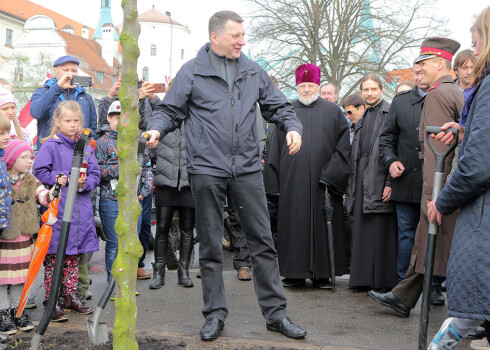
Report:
148,43,302,177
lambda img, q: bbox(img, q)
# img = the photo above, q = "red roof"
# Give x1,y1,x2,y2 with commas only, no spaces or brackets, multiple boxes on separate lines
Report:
387,67,457,84
0,0,94,37
57,30,117,91
138,8,185,27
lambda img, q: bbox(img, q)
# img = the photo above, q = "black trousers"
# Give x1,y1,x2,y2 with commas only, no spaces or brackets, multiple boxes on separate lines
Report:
225,193,251,270
190,172,288,322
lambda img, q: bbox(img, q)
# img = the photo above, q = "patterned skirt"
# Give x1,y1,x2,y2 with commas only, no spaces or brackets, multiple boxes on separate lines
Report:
0,235,33,285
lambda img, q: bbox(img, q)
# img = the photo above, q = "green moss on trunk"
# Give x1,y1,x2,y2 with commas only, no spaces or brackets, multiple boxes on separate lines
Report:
112,0,142,349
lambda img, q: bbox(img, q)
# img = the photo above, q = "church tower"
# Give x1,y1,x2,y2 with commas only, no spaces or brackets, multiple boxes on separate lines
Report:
92,0,119,41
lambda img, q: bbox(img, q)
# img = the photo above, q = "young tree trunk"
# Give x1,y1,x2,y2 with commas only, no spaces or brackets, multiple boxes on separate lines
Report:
113,0,141,349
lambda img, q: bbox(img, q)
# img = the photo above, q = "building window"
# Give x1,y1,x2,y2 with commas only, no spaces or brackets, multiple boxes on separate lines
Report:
150,45,156,56
97,72,103,84
14,66,23,83
6,29,13,46
105,0,109,7
181,49,184,60
142,67,149,81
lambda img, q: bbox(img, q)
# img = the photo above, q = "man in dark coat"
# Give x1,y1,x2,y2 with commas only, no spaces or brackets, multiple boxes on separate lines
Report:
264,64,350,289
378,64,427,283
147,11,306,341
369,37,463,318
345,73,398,291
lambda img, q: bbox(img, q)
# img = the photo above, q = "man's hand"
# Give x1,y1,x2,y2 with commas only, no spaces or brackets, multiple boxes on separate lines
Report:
430,122,464,145
427,199,442,225
138,82,154,99
389,161,405,178
108,79,121,98
382,186,392,202
146,130,161,148
57,73,76,90
286,131,302,155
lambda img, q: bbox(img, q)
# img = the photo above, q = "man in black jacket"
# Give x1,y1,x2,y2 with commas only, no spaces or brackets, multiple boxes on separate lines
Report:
378,64,428,283
147,10,305,342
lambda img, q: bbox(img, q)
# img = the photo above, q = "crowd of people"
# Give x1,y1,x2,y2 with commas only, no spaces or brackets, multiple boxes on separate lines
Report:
0,6,487,349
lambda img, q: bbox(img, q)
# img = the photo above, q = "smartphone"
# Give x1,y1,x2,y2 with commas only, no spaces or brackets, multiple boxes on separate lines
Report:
71,76,92,87
151,83,166,93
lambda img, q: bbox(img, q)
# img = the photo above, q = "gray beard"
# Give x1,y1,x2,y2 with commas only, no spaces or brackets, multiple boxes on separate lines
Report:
298,92,319,106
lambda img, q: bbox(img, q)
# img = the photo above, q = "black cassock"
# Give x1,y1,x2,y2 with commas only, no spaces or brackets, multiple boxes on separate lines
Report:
264,98,351,279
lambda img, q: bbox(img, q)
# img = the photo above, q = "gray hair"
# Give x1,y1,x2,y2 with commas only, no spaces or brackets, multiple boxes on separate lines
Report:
209,11,243,37
320,83,339,95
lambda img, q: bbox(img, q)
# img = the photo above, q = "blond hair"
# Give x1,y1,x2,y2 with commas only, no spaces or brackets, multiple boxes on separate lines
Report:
471,6,490,86
41,101,84,143
0,111,11,133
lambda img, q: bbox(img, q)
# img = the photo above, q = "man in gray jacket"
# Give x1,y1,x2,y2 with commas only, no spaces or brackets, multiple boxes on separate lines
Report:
147,10,305,342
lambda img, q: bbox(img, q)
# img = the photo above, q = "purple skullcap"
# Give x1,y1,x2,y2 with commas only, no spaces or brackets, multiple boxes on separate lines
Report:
295,63,321,86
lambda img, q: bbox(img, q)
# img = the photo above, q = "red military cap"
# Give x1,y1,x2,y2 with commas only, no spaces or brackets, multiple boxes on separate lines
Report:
295,63,321,86
414,37,461,63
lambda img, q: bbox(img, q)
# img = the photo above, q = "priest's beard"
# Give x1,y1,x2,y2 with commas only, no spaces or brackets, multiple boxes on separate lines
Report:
298,92,319,106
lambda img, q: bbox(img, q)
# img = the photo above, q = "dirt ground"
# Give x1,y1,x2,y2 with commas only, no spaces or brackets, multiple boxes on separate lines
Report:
5,327,312,350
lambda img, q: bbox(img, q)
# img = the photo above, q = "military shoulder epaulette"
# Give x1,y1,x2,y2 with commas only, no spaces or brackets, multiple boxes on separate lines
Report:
428,82,440,92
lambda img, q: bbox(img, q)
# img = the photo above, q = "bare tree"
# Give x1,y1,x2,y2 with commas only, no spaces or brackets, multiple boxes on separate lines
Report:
112,0,142,348
246,0,447,100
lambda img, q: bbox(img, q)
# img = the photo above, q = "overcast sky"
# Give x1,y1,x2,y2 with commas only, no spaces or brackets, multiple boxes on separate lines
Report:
31,0,487,58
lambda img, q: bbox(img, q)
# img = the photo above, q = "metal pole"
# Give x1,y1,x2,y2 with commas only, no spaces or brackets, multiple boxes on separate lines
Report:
166,11,173,78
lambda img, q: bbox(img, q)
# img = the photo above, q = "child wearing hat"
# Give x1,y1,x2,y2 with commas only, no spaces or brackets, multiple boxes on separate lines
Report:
0,88,33,148
0,139,63,334
95,100,153,285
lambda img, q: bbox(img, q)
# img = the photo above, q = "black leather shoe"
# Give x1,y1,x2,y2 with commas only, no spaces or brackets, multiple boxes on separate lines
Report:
430,285,445,306
200,318,224,341
266,317,306,339
312,278,332,289
281,278,305,287
368,291,410,318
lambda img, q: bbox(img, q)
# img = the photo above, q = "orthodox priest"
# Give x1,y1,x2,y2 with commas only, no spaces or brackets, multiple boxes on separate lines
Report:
264,64,351,289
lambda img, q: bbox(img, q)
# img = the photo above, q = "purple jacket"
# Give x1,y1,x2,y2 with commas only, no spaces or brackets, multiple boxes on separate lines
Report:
33,132,100,255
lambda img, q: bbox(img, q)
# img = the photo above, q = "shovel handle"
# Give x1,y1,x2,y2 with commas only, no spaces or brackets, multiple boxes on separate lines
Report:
425,126,458,173
53,172,65,199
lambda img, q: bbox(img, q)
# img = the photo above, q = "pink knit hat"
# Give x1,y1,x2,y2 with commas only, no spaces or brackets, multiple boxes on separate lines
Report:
4,139,33,169
295,63,321,86
0,88,16,108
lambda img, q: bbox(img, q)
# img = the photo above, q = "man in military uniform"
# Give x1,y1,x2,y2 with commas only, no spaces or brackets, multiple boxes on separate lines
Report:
369,37,464,317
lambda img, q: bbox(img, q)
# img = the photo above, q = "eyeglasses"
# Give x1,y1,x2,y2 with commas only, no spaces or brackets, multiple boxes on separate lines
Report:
345,107,359,115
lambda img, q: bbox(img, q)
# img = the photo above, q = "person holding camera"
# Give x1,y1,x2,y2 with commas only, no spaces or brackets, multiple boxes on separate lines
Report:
30,55,97,150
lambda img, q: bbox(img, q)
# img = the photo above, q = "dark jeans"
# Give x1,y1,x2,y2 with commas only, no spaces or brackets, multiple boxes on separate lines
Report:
99,198,118,280
225,193,251,270
138,195,153,268
395,201,420,281
190,172,288,322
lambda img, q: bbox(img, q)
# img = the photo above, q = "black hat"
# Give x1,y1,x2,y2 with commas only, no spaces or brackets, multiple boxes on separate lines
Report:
414,37,461,64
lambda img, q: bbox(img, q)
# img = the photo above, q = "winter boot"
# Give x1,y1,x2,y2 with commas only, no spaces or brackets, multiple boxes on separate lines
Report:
0,309,16,335
149,225,168,289
177,231,194,288
10,308,34,331
63,294,94,315
51,303,68,322
149,262,166,289
428,318,461,349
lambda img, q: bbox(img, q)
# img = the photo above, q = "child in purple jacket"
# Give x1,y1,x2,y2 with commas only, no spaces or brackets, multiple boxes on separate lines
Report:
33,101,100,322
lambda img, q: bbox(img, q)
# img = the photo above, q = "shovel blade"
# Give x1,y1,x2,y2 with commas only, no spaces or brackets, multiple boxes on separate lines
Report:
87,319,109,346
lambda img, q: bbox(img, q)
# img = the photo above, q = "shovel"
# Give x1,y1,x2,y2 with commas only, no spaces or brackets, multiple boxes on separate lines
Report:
86,132,150,345
323,187,336,292
31,129,93,350
87,277,115,345
418,126,457,350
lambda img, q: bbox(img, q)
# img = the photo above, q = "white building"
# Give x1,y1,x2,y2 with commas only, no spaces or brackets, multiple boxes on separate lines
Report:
132,7,191,82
